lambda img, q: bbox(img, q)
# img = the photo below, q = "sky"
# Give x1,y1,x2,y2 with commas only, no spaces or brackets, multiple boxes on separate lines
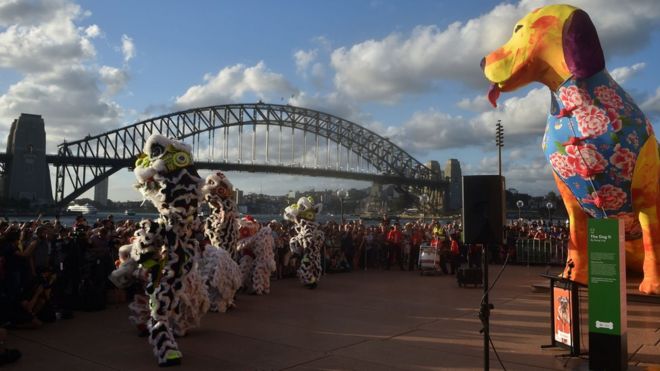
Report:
1,0,659,201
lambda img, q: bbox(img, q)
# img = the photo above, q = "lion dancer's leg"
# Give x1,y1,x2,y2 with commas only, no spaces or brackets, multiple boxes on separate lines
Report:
554,173,589,284
632,138,660,295
130,220,164,339
298,247,314,286
146,242,186,367
128,292,150,336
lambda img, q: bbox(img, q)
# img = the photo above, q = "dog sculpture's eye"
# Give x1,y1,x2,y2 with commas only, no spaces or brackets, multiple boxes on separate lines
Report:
514,24,523,33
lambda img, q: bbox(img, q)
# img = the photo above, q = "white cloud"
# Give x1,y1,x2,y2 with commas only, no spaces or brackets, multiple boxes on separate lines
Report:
312,35,332,51
460,147,555,196
571,0,660,54
175,61,298,109
329,0,660,103
0,0,74,27
641,87,660,116
294,49,317,75
84,24,100,38
384,87,548,155
0,65,123,150
0,0,128,152
99,65,129,97
456,95,492,113
309,62,326,89
121,34,135,62
289,91,368,125
0,2,96,73
610,62,645,84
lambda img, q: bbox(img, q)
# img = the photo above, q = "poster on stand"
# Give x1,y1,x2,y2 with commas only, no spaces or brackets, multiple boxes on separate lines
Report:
553,285,573,347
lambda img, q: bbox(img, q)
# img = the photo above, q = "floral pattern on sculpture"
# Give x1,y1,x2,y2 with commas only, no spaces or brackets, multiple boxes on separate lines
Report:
594,85,624,110
565,143,607,179
574,105,609,137
582,184,627,210
559,85,591,108
544,70,650,219
549,152,574,179
606,108,622,132
609,144,636,180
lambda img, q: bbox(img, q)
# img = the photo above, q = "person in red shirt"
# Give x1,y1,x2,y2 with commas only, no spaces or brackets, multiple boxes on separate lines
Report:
386,224,403,270
533,227,547,241
449,235,461,274
410,226,424,270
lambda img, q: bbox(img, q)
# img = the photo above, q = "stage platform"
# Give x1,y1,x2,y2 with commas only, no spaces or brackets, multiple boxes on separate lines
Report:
5,265,659,370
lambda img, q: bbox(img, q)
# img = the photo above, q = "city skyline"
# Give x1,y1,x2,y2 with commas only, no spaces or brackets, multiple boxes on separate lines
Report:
1,0,659,201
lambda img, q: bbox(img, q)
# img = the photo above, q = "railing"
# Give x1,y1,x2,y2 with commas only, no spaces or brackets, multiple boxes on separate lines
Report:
515,238,567,266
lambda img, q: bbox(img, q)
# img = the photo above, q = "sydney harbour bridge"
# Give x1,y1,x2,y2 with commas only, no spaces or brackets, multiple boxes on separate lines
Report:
0,103,447,208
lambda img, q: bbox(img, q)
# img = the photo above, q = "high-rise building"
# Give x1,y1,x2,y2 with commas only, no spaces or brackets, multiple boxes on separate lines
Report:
94,178,109,206
424,160,444,214
3,114,53,204
445,159,462,211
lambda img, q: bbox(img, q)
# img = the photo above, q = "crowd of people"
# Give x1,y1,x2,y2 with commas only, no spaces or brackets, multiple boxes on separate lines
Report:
0,211,569,366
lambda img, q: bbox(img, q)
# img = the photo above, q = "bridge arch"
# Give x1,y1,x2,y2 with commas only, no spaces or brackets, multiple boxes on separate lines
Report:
53,103,444,206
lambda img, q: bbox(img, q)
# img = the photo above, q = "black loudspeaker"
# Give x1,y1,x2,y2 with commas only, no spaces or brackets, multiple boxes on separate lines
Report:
462,175,505,244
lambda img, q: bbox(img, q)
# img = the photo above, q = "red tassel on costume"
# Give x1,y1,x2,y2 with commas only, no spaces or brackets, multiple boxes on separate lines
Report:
554,106,578,118
592,196,603,208
562,136,589,146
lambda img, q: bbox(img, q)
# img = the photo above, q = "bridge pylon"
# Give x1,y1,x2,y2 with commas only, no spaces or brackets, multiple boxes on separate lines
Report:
2,114,53,205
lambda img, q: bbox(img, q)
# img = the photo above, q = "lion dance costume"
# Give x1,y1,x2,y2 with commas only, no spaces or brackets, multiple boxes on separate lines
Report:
200,172,243,312
236,216,277,295
284,197,324,289
130,134,210,366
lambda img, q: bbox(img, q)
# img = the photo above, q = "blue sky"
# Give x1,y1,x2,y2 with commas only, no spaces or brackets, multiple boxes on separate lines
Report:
1,0,659,201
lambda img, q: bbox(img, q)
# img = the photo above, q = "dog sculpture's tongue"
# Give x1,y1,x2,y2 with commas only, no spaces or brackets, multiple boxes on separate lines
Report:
488,83,500,108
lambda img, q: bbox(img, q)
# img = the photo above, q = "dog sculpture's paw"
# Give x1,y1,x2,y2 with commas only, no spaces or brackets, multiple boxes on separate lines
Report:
638,278,660,296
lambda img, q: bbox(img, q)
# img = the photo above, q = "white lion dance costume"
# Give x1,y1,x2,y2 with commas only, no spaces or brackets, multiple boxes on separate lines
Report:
130,134,209,367
284,197,324,289
236,216,277,295
200,172,243,312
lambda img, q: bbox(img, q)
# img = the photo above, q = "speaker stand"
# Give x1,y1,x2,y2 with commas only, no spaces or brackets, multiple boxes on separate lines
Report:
479,244,493,370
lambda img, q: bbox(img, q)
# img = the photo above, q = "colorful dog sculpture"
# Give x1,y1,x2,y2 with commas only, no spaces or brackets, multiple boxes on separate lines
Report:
483,4,659,295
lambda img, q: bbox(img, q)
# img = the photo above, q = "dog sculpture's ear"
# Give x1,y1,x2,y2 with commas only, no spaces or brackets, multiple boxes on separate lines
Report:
562,9,605,79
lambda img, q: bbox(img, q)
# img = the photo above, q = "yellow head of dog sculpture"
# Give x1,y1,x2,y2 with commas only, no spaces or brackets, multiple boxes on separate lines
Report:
483,4,604,106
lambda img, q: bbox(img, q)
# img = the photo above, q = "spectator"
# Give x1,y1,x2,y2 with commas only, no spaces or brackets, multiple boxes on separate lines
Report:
386,224,403,270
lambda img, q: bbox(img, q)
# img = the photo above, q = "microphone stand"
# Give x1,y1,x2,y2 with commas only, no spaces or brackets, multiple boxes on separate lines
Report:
479,244,493,370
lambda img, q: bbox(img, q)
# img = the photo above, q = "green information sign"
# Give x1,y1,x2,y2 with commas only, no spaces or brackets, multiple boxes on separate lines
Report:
588,218,626,335
588,218,628,370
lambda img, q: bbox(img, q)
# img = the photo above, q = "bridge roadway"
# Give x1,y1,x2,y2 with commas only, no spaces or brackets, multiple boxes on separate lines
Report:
0,152,441,188
5,265,658,370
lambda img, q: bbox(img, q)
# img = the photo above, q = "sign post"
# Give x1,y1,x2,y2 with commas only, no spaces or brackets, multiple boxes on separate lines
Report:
588,218,627,370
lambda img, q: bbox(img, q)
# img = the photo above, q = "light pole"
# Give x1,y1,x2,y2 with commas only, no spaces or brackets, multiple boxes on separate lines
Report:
496,120,503,178
546,201,554,224
516,200,524,220
337,189,349,224
419,193,430,223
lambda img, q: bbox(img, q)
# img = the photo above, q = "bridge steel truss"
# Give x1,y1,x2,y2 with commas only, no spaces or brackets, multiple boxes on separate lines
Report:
54,103,445,206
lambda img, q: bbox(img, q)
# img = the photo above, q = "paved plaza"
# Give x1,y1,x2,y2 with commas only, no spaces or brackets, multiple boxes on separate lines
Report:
4,265,659,370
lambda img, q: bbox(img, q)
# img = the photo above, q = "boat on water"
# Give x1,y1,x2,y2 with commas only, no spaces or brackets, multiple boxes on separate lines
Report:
124,210,136,216
66,203,98,215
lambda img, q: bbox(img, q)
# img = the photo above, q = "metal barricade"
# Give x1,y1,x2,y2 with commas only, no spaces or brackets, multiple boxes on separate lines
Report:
515,238,567,266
